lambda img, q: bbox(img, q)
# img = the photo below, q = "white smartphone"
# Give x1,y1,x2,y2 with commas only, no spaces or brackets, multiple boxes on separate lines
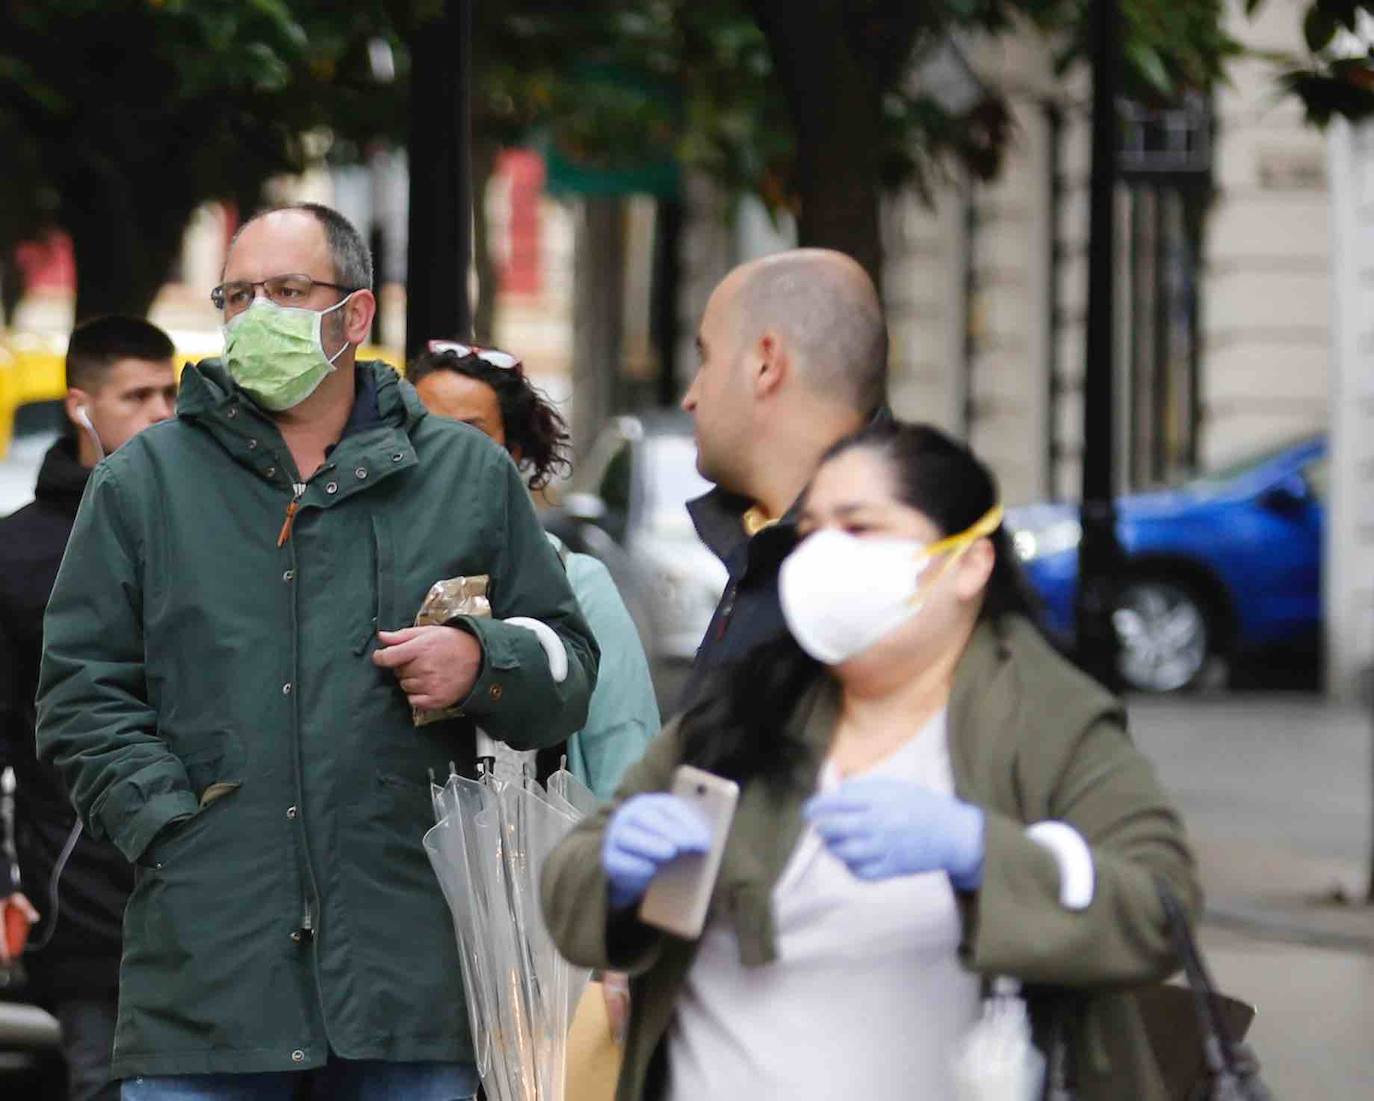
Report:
638,765,740,940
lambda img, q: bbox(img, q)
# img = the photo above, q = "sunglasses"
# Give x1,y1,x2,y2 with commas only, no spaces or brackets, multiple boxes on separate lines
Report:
426,340,521,371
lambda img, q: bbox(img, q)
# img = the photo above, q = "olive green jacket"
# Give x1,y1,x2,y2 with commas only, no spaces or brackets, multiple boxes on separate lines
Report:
541,615,1197,1101
36,361,599,1079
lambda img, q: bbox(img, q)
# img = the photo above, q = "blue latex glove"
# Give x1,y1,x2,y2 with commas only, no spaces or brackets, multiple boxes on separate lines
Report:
804,776,985,888
602,793,712,911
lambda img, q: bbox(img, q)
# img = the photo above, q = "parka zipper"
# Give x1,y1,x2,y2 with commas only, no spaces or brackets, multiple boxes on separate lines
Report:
277,483,307,548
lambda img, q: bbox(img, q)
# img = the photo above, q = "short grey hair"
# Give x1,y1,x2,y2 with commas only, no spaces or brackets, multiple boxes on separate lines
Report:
733,249,887,415
230,202,374,291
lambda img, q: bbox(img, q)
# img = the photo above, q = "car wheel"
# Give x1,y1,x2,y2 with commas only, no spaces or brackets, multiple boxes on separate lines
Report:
1112,577,1211,693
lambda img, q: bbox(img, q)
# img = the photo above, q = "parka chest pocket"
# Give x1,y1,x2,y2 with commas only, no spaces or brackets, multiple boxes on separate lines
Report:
354,518,397,656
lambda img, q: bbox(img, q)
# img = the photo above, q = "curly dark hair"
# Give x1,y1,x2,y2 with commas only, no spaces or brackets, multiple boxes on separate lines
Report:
406,345,572,491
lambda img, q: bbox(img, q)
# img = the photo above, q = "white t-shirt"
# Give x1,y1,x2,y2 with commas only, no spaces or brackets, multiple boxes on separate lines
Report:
666,710,982,1101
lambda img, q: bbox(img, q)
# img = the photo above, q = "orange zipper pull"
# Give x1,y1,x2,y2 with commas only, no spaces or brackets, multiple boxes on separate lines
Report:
277,498,301,547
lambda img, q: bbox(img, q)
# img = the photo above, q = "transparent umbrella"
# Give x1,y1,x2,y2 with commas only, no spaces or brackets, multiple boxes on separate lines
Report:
424,749,596,1101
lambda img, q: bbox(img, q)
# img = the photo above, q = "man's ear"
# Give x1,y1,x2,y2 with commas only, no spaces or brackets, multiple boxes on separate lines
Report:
753,329,788,399
64,389,92,430
342,290,378,345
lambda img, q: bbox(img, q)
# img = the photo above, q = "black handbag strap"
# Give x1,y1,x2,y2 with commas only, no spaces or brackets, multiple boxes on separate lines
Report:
1155,880,1238,1077
1154,879,1276,1101
1043,883,1274,1101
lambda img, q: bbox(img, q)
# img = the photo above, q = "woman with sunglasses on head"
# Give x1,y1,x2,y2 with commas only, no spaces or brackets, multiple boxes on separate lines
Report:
407,341,659,798
542,420,1198,1101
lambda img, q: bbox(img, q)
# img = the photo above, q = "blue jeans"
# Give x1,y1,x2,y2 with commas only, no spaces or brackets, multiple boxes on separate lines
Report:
120,1057,478,1101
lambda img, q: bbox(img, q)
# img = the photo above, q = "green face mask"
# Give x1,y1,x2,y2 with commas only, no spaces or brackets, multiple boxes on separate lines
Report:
222,295,354,411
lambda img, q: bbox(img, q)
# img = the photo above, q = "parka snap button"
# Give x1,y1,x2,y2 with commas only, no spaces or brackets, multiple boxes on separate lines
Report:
325,482,338,495
355,467,367,480
488,684,503,702
283,570,295,583
227,406,239,419
391,452,404,463
286,805,298,819
290,930,303,943
291,1050,305,1063
247,439,258,450
265,467,276,479
282,683,292,696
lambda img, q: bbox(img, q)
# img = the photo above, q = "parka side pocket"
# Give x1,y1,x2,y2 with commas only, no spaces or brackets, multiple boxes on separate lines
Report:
138,734,244,871
181,734,246,803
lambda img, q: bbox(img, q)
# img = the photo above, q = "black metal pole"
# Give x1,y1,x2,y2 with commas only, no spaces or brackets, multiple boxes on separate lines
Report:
651,197,683,407
1044,101,1063,501
405,0,473,360
1076,0,1125,690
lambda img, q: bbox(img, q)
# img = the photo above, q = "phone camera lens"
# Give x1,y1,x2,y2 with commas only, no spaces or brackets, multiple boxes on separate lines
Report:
696,784,706,795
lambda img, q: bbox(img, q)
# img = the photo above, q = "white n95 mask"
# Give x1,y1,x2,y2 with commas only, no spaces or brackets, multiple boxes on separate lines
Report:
779,505,1004,666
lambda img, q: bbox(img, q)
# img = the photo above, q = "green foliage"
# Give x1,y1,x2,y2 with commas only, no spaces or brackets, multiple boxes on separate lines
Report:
465,0,1241,215
0,0,1293,310
1258,0,1374,126
0,0,397,312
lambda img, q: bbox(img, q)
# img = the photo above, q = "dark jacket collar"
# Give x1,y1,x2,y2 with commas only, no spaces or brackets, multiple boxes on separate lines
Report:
686,487,802,570
685,405,894,567
176,358,421,430
172,359,423,490
34,435,91,514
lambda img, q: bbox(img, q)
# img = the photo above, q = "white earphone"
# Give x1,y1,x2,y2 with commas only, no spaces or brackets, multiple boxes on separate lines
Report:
74,404,106,460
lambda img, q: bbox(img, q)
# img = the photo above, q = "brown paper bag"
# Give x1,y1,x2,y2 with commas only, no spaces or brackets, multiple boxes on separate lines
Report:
565,982,623,1101
411,575,490,727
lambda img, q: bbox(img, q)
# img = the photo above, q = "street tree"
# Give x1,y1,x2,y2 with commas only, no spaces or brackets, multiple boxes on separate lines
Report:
732,0,1244,284
0,1,391,321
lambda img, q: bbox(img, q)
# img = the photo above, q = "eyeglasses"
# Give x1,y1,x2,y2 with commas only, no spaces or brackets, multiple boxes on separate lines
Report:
426,340,521,370
211,274,357,316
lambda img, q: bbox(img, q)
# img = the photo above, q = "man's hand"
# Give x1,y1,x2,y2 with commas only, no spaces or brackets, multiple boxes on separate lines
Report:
372,625,483,712
1,892,40,964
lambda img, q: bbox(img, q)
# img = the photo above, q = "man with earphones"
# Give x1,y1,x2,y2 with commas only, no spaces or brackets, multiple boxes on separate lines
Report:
0,315,177,1101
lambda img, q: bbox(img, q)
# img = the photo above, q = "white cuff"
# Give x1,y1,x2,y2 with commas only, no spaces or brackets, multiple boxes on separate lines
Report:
501,617,569,683
1024,821,1094,911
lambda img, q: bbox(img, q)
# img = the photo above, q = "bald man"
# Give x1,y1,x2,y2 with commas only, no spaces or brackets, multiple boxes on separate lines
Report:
680,248,888,700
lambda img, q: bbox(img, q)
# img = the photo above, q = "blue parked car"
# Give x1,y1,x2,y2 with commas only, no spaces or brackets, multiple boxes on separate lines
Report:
1007,436,1326,693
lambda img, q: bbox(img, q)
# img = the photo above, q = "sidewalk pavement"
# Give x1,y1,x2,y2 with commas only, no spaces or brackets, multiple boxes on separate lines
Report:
1129,693,1374,1094
1128,692,1374,952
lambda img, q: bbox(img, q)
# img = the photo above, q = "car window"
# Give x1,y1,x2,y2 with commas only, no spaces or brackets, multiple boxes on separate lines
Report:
1186,436,1321,493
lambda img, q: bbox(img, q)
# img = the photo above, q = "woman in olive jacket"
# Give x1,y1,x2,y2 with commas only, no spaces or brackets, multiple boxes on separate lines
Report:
541,421,1198,1101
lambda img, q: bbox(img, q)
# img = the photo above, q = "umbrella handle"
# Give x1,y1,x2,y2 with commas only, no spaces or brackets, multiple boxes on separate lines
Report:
475,727,498,777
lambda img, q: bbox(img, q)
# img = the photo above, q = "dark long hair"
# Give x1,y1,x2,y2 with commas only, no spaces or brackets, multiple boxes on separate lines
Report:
680,420,1038,787
407,347,572,491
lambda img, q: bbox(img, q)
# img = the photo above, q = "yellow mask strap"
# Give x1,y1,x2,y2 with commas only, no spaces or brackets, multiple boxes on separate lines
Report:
923,504,1005,559
907,504,1005,606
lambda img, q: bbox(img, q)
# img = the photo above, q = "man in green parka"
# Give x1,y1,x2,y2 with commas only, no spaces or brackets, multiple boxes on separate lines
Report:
36,204,600,1101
